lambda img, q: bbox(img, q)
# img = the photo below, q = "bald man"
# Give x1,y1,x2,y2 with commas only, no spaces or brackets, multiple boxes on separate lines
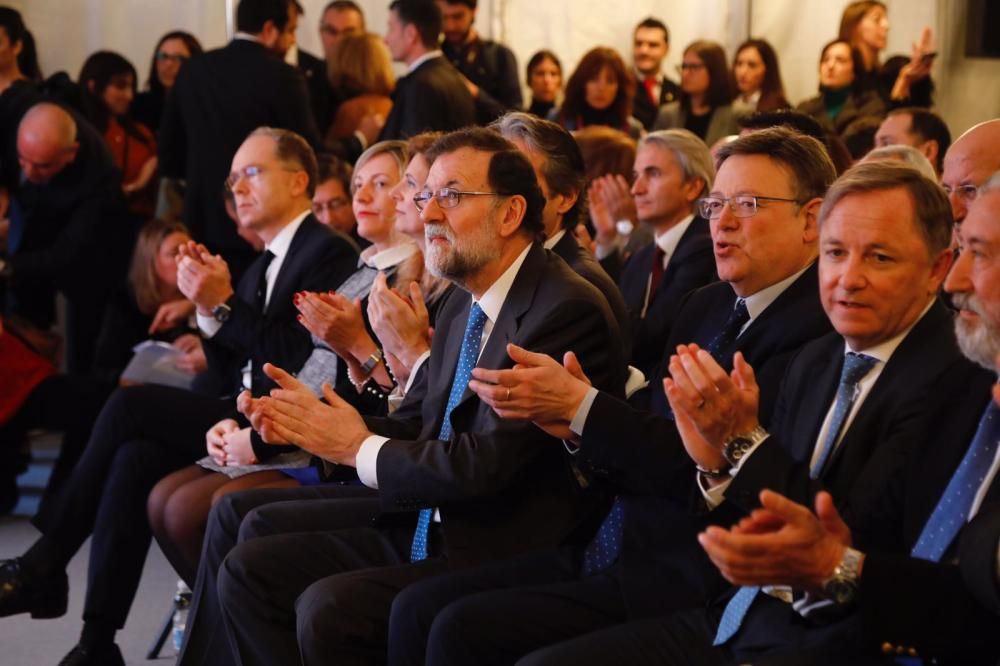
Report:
1,102,126,374
941,118,1000,225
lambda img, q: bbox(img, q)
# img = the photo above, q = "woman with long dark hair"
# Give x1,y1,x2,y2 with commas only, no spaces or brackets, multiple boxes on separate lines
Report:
731,38,790,115
549,47,642,140
653,40,741,147
79,51,158,217
525,49,562,118
796,39,886,138
132,30,202,133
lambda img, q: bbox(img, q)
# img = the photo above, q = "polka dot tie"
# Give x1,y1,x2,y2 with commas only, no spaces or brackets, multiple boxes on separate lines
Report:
410,303,488,562
713,584,760,646
809,352,878,479
911,402,1000,562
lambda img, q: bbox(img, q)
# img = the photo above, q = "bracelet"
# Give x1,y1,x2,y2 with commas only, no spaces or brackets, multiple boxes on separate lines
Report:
695,463,730,480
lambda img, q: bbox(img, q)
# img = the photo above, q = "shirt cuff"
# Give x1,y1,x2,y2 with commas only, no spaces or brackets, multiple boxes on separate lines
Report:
355,435,388,489
569,387,600,437
624,365,648,398
354,129,368,151
698,472,733,509
196,312,222,338
403,350,431,395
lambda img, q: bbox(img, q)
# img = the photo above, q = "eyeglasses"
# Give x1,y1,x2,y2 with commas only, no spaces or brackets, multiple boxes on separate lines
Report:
677,62,706,74
413,187,508,212
312,198,350,214
698,195,802,219
156,52,188,64
225,165,299,191
942,184,979,203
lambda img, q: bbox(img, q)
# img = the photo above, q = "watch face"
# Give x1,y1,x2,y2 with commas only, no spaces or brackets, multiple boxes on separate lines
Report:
824,577,856,605
212,304,231,323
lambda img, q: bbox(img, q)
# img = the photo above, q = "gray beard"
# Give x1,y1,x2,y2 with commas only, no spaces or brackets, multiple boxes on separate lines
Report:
424,219,501,285
955,316,1000,371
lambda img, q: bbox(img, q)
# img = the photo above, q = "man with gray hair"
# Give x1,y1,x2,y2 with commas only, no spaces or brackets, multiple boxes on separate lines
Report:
592,129,718,377
689,170,1000,665
861,144,937,180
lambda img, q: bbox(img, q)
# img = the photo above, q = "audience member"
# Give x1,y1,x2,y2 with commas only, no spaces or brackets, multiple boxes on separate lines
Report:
0,127,358,666
630,17,680,130
731,38,789,115
550,46,642,140
131,31,202,134
590,129,717,377
14,26,40,83
160,0,327,281
738,109,854,176
941,119,1000,226
654,40,741,147
285,1,336,136
326,32,395,141
78,50,158,217
840,115,882,162
385,127,836,665
214,126,626,665
0,6,36,187
839,0,935,108
796,39,885,138
317,0,365,61
861,144,937,180
874,106,950,177
378,0,476,140
438,0,522,123
524,49,562,119
312,153,362,245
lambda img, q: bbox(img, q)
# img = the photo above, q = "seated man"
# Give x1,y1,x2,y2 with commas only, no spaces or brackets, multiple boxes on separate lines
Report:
0,127,358,666
215,127,626,665
694,171,1000,666
385,127,837,665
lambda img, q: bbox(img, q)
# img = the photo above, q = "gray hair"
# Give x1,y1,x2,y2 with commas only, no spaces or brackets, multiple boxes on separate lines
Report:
980,170,1000,197
639,129,714,214
863,145,937,181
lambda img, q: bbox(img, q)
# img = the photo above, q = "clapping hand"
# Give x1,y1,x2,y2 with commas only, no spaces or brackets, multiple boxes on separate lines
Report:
176,241,234,315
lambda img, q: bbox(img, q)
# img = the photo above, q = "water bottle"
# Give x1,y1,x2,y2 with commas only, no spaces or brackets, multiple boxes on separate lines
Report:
172,579,192,652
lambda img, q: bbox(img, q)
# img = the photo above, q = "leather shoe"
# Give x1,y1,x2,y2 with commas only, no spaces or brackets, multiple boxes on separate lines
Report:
57,642,124,666
0,557,68,619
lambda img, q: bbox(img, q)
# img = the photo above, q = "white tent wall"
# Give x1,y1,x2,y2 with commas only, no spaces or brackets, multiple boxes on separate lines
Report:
7,0,999,137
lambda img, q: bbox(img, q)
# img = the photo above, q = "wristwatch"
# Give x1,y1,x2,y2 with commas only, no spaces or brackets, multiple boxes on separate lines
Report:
211,302,232,323
721,425,768,468
821,546,863,604
360,349,383,376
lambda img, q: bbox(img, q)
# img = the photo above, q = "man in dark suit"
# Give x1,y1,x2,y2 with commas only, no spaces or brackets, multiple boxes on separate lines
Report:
214,127,625,666
379,0,476,141
439,0,522,124
493,112,631,360
160,0,325,280
286,1,336,135
384,127,837,665
0,128,357,666
631,17,681,130
690,170,1000,666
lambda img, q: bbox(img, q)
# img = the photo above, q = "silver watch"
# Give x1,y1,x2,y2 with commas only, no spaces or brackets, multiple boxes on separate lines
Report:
721,425,768,468
821,546,863,604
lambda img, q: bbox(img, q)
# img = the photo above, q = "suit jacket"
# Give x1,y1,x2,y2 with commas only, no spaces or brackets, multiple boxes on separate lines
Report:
617,218,717,378
550,230,632,362
297,48,335,134
202,215,358,398
578,264,833,616
442,38,522,124
795,88,886,138
632,74,680,130
364,242,627,567
378,55,476,141
159,39,324,268
653,101,743,148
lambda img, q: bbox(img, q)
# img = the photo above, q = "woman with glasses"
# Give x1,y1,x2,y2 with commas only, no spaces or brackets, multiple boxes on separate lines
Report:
731,38,790,116
548,46,642,140
653,40,742,148
133,31,202,134
796,39,885,139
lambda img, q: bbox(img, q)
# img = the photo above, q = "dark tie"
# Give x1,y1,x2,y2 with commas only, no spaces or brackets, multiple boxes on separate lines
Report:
810,353,878,479
647,246,667,307
581,299,751,577
255,250,276,312
410,302,488,561
911,402,1000,562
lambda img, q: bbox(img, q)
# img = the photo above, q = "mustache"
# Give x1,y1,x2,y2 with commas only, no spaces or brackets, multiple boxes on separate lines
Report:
424,224,454,243
951,292,985,316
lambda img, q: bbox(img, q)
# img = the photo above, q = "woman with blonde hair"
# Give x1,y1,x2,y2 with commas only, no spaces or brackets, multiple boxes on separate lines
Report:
326,32,395,141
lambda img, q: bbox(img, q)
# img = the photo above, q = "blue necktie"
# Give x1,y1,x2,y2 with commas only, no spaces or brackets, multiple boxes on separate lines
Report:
911,402,1000,562
714,351,878,645
410,303,488,562
810,352,878,479
581,299,751,577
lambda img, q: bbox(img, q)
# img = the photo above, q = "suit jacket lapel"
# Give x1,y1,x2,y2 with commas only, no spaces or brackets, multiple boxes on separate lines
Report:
795,342,841,465
267,215,314,311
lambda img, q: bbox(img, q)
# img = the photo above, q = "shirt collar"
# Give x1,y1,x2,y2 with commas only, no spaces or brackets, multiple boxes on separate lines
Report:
407,50,442,74
543,229,567,250
743,262,812,322
284,43,299,66
654,214,695,260
359,240,420,270
474,243,532,325
234,32,262,44
265,209,310,260
842,298,936,363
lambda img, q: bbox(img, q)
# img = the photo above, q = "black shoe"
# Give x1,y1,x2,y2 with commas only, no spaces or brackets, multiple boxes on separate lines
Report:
57,642,124,666
0,557,68,619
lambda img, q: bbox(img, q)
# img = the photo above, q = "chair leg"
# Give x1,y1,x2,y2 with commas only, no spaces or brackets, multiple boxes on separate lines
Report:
146,602,175,659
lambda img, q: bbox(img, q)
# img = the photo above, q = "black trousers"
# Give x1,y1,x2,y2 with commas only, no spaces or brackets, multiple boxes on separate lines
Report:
30,384,231,628
218,521,449,666
178,484,381,666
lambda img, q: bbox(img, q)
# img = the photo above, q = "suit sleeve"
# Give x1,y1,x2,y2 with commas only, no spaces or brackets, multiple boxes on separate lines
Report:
373,295,622,511
158,75,186,179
